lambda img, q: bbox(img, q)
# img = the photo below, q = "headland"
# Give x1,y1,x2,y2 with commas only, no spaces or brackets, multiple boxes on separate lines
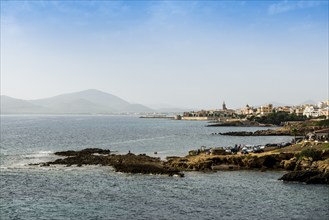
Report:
31,141,329,184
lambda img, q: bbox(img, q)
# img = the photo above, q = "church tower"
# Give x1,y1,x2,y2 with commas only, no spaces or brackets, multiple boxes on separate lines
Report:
222,101,227,110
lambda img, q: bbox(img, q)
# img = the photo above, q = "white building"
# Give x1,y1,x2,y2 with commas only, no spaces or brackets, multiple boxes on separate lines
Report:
303,106,320,118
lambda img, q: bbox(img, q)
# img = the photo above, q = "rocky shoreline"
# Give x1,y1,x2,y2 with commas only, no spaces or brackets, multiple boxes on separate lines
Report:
31,143,329,184
217,123,328,137
206,121,273,127
166,146,329,184
216,129,291,136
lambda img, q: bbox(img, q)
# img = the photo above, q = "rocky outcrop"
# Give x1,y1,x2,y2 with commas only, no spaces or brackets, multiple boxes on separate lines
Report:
165,153,294,172
112,162,183,176
167,149,329,184
279,171,329,184
54,148,111,157
280,158,297,170
218,131,254,136
278,151,329,184
206,121,271,127
31,146,329,184
32,148,183,177
219,129,291,136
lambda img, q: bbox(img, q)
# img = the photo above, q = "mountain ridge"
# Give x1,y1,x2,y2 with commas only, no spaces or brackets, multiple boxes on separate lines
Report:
1,89,153,114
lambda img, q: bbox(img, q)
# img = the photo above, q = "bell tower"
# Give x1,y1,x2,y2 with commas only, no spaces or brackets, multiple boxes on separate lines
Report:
222,101,227,110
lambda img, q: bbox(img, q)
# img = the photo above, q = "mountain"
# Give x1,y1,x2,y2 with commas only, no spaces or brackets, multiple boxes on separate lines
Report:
1,89,153,114
0,96,49,114
298,100,317,106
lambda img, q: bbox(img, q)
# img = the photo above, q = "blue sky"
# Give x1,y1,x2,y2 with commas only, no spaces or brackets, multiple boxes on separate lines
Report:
1,1,328,109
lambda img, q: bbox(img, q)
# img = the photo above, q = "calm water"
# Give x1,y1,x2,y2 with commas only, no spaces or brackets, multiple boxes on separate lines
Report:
1,115,328,220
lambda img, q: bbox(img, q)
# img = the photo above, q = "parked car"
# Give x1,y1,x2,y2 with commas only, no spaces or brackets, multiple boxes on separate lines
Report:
241,147,249,154
279,142,291,148
252,146,264,153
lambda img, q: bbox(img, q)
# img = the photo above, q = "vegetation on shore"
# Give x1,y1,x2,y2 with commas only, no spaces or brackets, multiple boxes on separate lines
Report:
313,119,329,126
249,112,307,126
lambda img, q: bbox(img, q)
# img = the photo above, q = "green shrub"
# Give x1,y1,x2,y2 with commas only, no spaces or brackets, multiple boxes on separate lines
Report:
254,112,307,126
296,149,322,161
315,119,329,126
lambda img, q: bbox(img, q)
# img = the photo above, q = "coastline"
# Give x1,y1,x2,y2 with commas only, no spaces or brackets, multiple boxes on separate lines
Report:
31,142,329,184
166,142,329,184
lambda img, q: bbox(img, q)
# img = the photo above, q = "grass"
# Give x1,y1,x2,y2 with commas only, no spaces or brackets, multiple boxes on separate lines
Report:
273,142,329,153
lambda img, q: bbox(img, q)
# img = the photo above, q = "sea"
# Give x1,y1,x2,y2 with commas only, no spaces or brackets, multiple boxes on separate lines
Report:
0,115,328,220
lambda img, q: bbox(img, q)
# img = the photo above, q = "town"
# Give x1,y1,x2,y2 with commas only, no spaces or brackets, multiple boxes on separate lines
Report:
179,100,329,121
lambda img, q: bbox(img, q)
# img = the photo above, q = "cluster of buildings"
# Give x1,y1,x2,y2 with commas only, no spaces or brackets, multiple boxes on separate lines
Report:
181,100,329,121
182,102,236,121
237,101,329,118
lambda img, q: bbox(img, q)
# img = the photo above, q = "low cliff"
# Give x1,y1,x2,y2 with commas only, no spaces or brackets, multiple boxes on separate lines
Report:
166,143,329,184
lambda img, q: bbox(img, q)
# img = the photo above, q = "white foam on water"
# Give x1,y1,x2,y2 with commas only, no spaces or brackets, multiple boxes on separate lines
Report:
1,150,57,170
109,135,177,145
23,151,53,159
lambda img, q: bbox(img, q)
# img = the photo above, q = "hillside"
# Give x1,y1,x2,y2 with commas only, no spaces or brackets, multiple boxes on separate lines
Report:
0,96,49,114
1,89,153,114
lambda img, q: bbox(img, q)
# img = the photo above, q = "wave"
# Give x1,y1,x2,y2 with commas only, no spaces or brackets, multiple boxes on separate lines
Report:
109,135,177,145
22,151,53,159
0,150,56,169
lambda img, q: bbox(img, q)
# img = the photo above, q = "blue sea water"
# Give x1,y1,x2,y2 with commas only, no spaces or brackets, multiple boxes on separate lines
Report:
1,115,328,220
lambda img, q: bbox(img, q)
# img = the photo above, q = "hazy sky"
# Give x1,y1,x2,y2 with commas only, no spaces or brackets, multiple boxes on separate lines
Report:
1,1,328,109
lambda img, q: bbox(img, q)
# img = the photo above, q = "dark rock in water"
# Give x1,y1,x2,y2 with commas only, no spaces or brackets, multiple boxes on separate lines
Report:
220,129,291,136
306,172,329,184
206,121,267,127
54,148,111,156
110,153,184,176
37,148,183,177
279,170,329,184
219,131,254,136
253,129,291,136
49,154,110,166
112,162,183,176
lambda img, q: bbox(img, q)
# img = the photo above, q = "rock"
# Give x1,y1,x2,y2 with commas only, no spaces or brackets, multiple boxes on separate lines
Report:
294,157,314,171
220,129,291,136
253,129,291,136
165,152,295,172
112,162,183,176
220,131,254,136
36,148,183,177
41,163,50,167
310,158,329,173
211,164,239,171
54,148,111,156
279,170,329,184
206,120,269,127
305,172,329,184
263,156,278,168
281,158,297,170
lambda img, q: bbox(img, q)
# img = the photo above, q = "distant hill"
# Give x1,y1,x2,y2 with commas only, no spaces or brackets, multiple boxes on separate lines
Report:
0,96,49,114
1,89,153,114
298,100,317,106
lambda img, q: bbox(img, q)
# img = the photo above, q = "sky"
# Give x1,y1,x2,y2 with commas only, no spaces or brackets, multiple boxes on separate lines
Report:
1,0,328,109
